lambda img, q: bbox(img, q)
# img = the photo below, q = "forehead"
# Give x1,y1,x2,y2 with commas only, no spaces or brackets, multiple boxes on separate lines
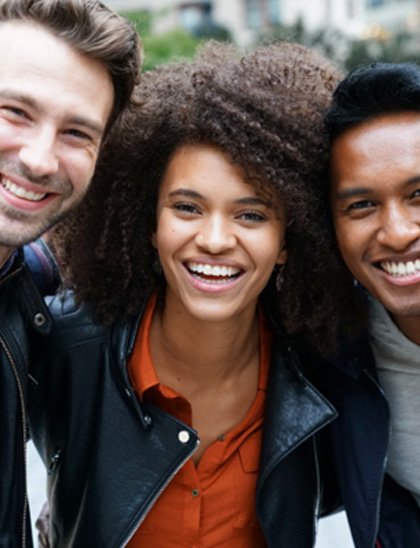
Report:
162,144,252,192
0,20,73,65
331,112,420,184
162,143,278,201
0,20,113,131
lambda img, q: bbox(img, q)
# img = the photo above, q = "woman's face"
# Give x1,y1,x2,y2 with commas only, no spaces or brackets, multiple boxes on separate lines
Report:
153,143,287,324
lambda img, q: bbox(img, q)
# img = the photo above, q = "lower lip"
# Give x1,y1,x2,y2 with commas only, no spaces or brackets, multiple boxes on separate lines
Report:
186,268,243,294
0,183,56,212
381,268,420,287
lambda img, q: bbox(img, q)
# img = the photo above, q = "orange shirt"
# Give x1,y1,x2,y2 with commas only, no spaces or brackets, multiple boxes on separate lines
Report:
128,294,270,548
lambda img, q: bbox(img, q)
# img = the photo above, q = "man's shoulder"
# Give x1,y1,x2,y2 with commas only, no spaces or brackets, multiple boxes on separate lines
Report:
45,290,108,347
23,239,60,296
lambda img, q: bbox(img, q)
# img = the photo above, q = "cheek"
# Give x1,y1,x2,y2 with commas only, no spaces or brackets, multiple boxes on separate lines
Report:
254,229,285,267
334,219,354,252
335,228,367,277
154,220,184,258
0,123,21,145
66,150,98,191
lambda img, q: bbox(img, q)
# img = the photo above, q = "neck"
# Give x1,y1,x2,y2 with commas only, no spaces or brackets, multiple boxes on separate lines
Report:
0,245,15,270
393,315,420,346
150,300,260,386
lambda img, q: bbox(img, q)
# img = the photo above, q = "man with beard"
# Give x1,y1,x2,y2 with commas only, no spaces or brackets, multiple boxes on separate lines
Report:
0,1,141,545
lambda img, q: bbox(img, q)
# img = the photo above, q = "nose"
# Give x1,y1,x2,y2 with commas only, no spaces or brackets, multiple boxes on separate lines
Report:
377,205,420,251
195,214,236,253
19,126,59,178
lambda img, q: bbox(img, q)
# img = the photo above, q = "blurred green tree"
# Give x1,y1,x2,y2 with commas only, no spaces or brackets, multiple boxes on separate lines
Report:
142,29,199,71
345,31,418,70
256,18,346,67
121,9,230,72
256,17,420,71
122,10,420,73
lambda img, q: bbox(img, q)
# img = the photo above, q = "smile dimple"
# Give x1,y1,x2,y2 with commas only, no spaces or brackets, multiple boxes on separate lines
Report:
186,261,242,283
380,259,420,277
2,177,46,202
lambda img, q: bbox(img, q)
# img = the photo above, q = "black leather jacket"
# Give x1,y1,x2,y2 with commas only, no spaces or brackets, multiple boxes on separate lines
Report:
0,247,54,548
325,335,420,548
29,292,338,548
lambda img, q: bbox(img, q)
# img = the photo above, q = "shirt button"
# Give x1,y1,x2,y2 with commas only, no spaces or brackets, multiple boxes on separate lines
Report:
178,430,190,443
191,488,200,497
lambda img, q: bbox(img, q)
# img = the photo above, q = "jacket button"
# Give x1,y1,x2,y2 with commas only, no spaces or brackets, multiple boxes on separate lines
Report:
34,312,46,327
178,430,190,443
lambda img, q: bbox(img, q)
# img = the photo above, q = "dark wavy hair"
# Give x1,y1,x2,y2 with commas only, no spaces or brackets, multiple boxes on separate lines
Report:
325,61,420,139
50,41,362,355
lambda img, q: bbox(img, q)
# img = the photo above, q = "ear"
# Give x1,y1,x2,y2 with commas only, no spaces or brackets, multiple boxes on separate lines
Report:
276,241,287,265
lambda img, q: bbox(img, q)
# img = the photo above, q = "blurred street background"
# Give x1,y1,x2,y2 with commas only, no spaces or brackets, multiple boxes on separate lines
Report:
28,442,354,547
105,0,420,73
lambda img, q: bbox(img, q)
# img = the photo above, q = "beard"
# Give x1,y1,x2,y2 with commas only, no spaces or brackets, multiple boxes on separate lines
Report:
0,157,82,248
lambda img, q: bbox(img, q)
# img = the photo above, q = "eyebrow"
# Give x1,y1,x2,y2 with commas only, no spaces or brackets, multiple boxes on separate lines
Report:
168,188,271,207
334,187,372,201
334,175,420,201
0,89,105,137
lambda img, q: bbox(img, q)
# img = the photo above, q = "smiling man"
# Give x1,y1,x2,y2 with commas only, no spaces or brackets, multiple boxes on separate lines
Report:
325,63,420,548
0,1,141,545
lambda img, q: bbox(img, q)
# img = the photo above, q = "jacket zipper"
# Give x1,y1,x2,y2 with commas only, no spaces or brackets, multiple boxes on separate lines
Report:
312,436,321,536
364,369,390,548
121,437,200,547
256,412,336,548
258,409,336,489
0,334,28,547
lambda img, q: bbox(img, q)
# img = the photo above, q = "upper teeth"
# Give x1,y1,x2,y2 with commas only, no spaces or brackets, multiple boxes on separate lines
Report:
381,260,420,277
2,178,46,202
188,262,240,277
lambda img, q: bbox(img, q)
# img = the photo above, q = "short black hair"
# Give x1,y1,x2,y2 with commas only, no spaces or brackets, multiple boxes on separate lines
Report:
325,62,420,140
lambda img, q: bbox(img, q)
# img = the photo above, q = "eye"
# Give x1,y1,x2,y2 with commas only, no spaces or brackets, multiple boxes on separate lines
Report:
172,202,201,215
237,210,267,222
1,105,30,120
411,188,420,199
63,128,93,142
346,200,375,212
7,106,27,117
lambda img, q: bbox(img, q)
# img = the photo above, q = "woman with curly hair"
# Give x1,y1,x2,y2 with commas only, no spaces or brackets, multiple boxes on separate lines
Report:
29,41,357,547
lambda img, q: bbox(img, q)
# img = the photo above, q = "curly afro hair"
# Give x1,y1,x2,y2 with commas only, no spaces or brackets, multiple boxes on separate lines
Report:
50,40,364,355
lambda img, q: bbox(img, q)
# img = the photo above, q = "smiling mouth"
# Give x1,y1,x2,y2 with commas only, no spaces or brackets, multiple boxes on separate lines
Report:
379,259,420,277
186,262,242,284
2,177,47,202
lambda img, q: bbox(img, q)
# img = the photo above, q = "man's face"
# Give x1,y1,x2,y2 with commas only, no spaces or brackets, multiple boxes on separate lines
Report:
330,112,420,339
0,21,114,260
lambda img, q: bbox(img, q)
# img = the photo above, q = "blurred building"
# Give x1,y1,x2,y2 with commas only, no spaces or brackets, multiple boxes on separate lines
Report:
106,0,420,45
363,0,420,38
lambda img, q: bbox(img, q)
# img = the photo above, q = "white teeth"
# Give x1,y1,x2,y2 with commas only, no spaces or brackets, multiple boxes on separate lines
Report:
407,261,415,274
2,178,46,202
381,260,420,277
187,262,240,278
